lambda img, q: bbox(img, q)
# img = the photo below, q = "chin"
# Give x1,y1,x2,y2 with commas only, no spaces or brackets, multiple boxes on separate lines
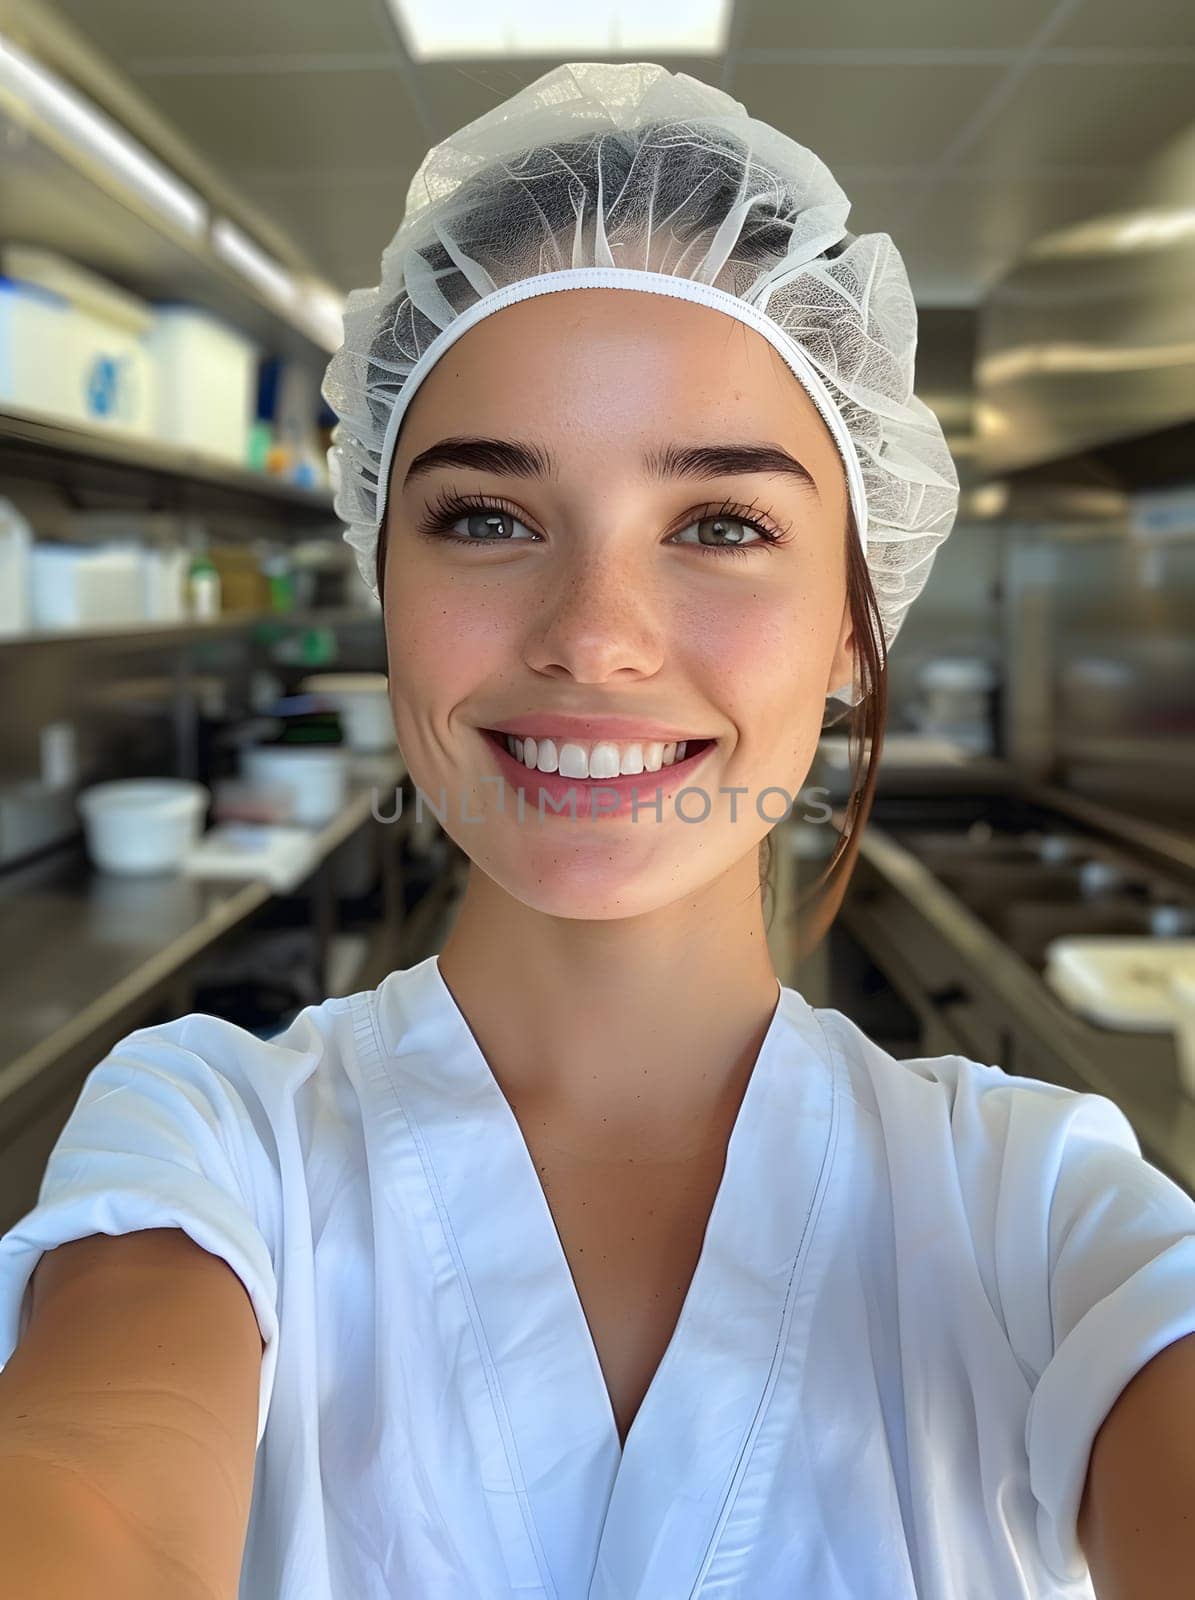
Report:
463,827,754,922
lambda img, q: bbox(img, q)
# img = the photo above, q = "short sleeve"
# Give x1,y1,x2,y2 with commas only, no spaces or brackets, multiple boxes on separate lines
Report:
1009,1087,1195,1582
0,1018,281,1449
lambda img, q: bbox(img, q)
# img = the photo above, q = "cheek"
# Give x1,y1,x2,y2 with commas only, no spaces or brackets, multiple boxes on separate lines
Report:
385,571,510,688
685,583,840,723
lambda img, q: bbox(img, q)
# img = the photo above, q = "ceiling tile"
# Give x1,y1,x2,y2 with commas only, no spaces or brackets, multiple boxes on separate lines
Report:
51,0,395,61
1051,0,1195,49
855,167,1145,304
739,0,1055,52
231,55,776,288
129,65,427,176
974,62,1195,174
730,61,1006,169
408,56,745,143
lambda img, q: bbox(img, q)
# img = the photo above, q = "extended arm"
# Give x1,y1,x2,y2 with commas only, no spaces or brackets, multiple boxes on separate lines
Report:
0,1227,265,1598
1078,1331,1195,1599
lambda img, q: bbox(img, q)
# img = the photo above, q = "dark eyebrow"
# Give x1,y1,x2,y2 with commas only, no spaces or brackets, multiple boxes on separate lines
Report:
644,442,820,500
403,436,554,487
402,436,821,500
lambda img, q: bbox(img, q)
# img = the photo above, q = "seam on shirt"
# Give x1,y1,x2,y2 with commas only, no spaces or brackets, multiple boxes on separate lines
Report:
689,1002,847,1596
348,986,558,1600
808,1005,881,1124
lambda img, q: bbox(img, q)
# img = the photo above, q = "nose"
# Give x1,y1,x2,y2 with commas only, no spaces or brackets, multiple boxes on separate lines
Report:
522,548,667,682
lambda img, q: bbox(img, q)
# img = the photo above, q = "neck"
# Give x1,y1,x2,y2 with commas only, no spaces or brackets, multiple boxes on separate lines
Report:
433,853,783,1160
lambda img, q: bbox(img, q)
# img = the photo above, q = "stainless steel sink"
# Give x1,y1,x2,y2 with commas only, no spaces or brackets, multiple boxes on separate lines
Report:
999,898,1176,968
876,805,1195,975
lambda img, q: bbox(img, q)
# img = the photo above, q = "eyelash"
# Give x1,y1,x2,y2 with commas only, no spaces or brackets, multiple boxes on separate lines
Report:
414,488,794,561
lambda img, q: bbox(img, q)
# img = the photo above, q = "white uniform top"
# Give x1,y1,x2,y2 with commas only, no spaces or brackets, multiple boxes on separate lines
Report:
2,953,1195,1599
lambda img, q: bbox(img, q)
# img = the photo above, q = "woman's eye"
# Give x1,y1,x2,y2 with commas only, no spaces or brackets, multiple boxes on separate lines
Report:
420,498,784,558
449,510,536,543
671,515,768,552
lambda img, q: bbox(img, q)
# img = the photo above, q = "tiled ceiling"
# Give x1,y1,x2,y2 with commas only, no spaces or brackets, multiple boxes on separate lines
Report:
48,0,1195,307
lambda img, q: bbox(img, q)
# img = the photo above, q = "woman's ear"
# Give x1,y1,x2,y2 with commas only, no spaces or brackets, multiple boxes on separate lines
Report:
824,603,855,700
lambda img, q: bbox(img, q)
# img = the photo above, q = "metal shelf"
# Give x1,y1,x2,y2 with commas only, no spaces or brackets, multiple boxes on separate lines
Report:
0,602,380,654
0,407,336,526
0,61,333,371
0,753,408,1171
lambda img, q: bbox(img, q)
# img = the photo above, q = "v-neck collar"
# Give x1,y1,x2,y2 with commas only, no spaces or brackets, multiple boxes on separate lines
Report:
372,954,844,1600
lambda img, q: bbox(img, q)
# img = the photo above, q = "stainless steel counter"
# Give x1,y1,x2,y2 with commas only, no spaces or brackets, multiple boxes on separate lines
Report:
0,753,406,1167
834,785,1195,1197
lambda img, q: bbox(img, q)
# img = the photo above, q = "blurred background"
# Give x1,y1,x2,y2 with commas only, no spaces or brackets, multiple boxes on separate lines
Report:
0,0,1192,1218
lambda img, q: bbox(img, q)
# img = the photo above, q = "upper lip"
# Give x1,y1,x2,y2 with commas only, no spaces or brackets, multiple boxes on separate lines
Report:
482,714,714,743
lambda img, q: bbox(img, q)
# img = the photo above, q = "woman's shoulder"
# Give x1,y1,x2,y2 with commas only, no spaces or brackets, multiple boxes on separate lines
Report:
83,971,408,1154
798,993,1195,1287
797,992,1137,1156
0,978,403,1350
788,991,1194,1235
113,991,355,1104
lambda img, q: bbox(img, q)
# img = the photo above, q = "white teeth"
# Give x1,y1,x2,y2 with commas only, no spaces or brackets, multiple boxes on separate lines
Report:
501,734,701,777
559,741,592,779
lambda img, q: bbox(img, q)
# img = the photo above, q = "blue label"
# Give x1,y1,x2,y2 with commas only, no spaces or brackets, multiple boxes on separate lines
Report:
86,354,120,417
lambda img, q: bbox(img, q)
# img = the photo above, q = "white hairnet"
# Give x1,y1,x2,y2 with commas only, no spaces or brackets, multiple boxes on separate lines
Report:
320,60,960,708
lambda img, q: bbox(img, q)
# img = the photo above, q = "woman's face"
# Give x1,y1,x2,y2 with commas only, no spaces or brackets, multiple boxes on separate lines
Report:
381,288,854,919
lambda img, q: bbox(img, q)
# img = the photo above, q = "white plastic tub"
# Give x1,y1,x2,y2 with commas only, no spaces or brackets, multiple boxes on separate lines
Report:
1,246,157,437
241,744,348,827
0,497,33,636
142,545,189,622
0,275,73,421
145,304,260,465
31,544,146,628
78,779,209,876
300,673,395,752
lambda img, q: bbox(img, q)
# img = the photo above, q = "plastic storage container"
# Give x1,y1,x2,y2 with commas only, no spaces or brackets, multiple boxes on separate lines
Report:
0,275,73,421
143,546,189,622
300,673,395,751
145,304,260,465
0,497,33,635
78,779,209,876
31,544,146,628
913,657,999,756
0,246,157,436
241,744,348,826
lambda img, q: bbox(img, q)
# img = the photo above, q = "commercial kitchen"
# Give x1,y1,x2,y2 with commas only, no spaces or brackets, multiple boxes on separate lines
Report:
0,0,1193,1247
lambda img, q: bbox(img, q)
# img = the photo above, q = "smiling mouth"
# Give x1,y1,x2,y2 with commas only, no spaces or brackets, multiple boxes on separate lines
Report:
480,729,716,778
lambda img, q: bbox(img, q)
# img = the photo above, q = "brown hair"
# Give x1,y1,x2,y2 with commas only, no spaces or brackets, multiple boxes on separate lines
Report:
759,496,887,959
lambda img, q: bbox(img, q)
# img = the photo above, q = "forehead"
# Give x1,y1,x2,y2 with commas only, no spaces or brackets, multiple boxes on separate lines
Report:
393,288,840,478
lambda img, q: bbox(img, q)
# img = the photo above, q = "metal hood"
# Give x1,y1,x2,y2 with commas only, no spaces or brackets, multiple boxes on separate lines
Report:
974,134,1195,488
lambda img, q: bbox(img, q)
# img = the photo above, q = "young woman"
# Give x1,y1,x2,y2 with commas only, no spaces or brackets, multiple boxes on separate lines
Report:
1,60,1193,1600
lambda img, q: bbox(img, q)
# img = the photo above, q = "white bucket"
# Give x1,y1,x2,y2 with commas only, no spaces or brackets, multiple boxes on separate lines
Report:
300,673,394,752
145,304,260,465
241,744,348,826
78,778,209,875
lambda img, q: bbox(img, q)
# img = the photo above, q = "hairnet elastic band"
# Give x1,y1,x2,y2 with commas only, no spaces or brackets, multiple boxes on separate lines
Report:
370,266,870,557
